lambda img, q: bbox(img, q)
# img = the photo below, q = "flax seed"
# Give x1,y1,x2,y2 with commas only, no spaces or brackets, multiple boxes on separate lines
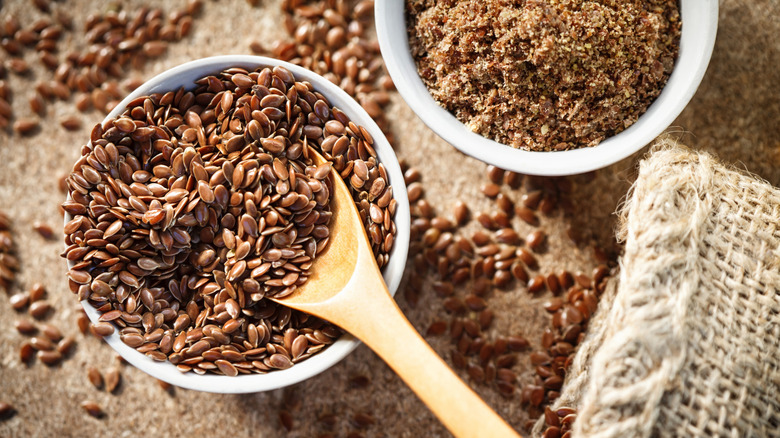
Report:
19,342,34,362
105,368,121,393
10,293,28,311
38,350,62,366
62,60,395,376
29,301,51,319
90,322,114,337
81,400,103,418
515,206,539,226
14,319,38,335
13,118,38,135
279,410,294,431
527,230,546,252
0,402,15,420
60,116,81,131
87,366,103,389
481,183,500,198
57,336,75,355
528,275,546,293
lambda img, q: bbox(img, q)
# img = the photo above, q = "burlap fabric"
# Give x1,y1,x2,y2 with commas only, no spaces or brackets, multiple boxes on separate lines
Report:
535,144,780,437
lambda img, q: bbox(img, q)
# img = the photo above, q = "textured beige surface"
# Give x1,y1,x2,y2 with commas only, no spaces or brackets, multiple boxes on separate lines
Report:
0,0,778,437
543,145,780,437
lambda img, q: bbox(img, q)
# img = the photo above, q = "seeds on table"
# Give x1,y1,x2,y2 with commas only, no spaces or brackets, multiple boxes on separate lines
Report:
481,183,500,198
32,222,55,239
87,366,103,389
13,118,38,135
80,400,103,418
545,274,561,295
0,401,16,420
76,313,90,335
453,201,469,225
495,193,513,214
9,292,29,311
28,301,51,319
57,336,75,355
19,342,34,362
526,230,546,252
515,206,539,226
279,409,294,431
28,283,46,302
29,94,45,116
37,350,62,366
486,165,504,185
14,319,37,335
7,58,29,75
156,379,172,391
30,336,54,351
60,116,81,131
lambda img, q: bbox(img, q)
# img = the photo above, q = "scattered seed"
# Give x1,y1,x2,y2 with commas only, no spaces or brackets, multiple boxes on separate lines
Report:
76,313,90,335
528,275,546,293
515,206,539,226
105,368,120,393
33,222,54,239
29,94,45,116
19,342,34,362
80,400,103,418
87,366,103,389
279,410,294,431
10,293,28,311
517,248,539,270
37,350,62,366
29,301,51,319
486,165,504,184
60,116,81,131
481,183,500,198
41,324,62,341
453,201,469,225
0,402,16,420
527,230,546,252
57,336,75,355
13,118,38,135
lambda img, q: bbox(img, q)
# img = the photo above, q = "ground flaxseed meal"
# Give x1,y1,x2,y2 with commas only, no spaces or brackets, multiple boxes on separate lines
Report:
62,65,397,376
407,0,681,151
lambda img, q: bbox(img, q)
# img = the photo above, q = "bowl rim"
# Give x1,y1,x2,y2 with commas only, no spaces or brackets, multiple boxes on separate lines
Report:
64,55,411,394
375,0,719,176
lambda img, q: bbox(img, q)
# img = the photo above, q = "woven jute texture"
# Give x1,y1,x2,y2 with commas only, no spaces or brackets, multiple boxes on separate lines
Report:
536,144,780,437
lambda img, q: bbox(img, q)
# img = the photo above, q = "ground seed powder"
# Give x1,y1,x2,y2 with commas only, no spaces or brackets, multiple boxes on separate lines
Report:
407,0,681,151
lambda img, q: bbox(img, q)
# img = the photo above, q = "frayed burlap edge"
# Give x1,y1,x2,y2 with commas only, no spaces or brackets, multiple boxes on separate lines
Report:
533,142,780,437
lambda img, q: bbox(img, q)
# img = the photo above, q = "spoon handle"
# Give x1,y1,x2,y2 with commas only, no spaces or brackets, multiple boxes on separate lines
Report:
325,268,521,438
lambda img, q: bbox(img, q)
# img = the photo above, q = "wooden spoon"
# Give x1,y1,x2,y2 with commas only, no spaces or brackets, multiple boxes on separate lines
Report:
271,148,521,438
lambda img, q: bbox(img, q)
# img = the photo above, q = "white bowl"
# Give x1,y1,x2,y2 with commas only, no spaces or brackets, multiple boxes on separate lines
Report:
64,55,411,393
376,1,718,176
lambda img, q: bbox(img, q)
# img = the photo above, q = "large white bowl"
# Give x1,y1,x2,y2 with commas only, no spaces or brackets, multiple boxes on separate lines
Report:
64,55,411,393
376,0,718,176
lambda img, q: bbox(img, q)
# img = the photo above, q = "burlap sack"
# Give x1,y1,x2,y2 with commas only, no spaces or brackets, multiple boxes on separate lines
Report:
535,144,780,437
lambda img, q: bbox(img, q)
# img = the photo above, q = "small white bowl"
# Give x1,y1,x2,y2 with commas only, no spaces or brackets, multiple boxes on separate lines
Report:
376,1,718,176
64,55,411,393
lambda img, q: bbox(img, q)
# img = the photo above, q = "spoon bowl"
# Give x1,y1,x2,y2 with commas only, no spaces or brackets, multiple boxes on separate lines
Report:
272,148,521,438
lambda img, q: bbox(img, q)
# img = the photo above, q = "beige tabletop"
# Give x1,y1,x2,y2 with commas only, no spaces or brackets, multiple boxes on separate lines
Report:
0,0,778,437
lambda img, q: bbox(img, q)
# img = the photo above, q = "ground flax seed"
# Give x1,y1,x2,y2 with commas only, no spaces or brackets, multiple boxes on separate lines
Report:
407,0,681,151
